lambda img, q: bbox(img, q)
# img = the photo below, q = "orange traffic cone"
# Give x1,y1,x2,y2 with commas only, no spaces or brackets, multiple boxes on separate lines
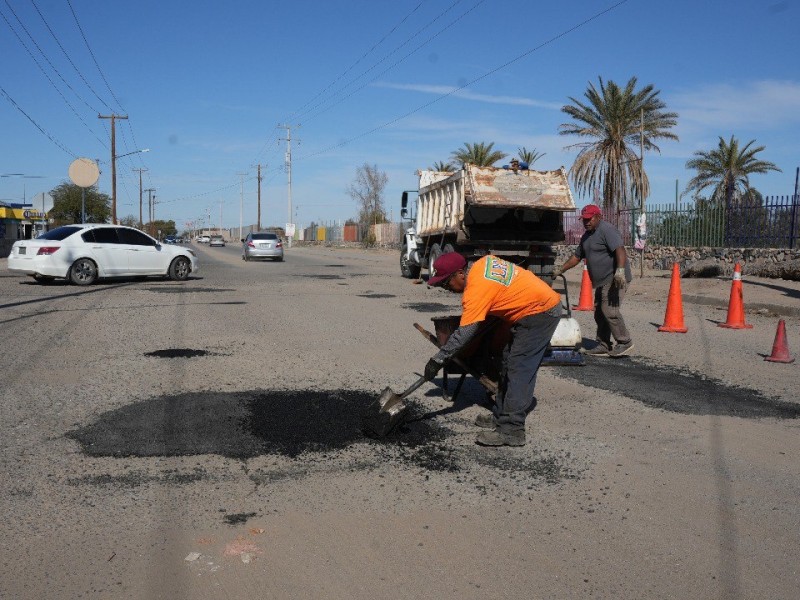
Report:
572,261,594,311
719,262,753,329
658,263,688,333
765,319,794,363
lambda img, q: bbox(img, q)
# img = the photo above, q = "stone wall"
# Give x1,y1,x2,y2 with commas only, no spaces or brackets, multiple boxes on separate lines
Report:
555,244,800,280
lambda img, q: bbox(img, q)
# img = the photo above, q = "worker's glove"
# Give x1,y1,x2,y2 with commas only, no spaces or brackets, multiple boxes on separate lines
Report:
552,265,563,278
613,268,628,290
424,358,443,381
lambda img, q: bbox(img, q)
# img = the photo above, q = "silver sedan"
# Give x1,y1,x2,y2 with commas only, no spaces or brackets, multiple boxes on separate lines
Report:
242,232,284,261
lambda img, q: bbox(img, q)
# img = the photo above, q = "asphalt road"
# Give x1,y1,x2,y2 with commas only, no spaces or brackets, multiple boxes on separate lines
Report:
1,243,798,599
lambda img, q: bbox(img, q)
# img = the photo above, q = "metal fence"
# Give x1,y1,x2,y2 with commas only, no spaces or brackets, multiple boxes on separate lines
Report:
564,195,800,249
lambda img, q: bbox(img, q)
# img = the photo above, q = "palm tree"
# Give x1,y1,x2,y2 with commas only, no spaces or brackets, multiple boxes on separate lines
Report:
684,135,781,206
559,76,678,212
431,161,455,172
517,147,546,167
451,142,507,167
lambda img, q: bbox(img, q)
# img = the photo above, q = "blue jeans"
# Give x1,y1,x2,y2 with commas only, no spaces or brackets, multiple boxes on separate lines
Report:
494,306,561,433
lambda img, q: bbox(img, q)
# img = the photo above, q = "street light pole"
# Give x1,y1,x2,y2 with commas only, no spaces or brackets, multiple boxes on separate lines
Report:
133,167,148,228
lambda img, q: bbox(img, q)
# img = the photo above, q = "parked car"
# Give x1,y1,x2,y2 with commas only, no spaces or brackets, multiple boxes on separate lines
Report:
164,235,177,244
209,235,226,247
7,224,199,285
197,235,211,243
242,231,284,261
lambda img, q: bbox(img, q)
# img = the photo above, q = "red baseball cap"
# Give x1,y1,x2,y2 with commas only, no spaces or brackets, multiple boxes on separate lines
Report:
428,252,466,287
581,204,602,219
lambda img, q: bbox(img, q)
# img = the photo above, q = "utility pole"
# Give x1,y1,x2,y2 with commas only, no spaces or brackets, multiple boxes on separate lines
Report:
133,167,148,228
144,188,155,235
257,163,263,231
279,125,297,248
98,113,128,224
219,200,224,236
237,172,247,241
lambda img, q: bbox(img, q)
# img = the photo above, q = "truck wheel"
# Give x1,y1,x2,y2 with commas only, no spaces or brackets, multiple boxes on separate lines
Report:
400,245,420,279
443,243,456,255
428,243,443,275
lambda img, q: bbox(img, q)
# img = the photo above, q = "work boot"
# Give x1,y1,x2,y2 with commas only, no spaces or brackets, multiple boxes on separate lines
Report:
584,342,610,356
609,341,635,358
474,413,496,429
475,428,525,447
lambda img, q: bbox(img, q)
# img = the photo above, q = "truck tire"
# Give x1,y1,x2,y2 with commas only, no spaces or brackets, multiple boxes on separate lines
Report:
427,243,443,275
400,245,420,279
442,243,456,255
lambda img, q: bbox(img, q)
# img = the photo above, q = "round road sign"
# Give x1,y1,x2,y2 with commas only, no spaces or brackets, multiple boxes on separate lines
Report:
68,157,100,188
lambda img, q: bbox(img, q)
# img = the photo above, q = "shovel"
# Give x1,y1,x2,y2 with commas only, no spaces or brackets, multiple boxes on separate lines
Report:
361,375,429,439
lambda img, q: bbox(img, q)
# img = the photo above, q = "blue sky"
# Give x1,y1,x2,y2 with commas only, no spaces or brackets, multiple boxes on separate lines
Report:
2,0,798,232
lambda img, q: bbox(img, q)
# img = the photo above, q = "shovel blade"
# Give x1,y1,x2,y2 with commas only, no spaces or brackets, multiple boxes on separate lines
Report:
362,387,409,439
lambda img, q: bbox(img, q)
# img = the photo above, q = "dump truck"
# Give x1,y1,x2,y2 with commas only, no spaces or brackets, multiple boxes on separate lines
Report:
399,164,576,281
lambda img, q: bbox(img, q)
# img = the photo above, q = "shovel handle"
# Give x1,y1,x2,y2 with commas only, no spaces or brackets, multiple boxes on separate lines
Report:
413,323,498,395
400,375,429,399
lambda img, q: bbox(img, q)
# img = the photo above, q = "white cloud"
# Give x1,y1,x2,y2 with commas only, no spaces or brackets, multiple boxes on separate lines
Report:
373,82,562,110
670,80,800,130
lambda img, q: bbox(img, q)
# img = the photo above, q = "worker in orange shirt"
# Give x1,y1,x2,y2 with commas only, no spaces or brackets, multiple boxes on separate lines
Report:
424,253,562,447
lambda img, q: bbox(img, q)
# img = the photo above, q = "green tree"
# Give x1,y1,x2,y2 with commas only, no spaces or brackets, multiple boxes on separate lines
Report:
147,219,177,239
517,147,546,167
559,76,678,212
430,161,455,171
119,215,139,228
50,181,111,224
451,142,507,167
684,136,781,207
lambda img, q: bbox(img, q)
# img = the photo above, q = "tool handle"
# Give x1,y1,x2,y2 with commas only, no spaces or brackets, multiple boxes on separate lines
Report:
412,323,499,395
400,376,428,399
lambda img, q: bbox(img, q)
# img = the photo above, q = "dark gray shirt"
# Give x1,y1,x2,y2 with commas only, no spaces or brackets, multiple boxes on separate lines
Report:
574,220,632,287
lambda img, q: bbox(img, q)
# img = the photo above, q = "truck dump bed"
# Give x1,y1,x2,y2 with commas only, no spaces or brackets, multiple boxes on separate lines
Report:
416,165,576,242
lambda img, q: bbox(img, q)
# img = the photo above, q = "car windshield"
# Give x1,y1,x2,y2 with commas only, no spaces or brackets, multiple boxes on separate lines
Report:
211,235,222,240
36,225,82,241
251,233,278,240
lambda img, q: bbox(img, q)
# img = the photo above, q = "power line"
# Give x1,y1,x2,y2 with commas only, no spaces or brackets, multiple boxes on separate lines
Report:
299,0,630,161
27,0,113,113
0,85,76,156
293,0,474,125
66,0,125,113
287,0,427,122
0,2,108,147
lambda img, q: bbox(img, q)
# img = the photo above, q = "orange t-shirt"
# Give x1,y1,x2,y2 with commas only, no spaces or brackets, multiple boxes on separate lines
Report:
460,256,561,327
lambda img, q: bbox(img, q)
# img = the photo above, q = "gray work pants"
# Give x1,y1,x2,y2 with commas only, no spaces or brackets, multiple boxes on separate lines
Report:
593,282,631,348
494,305,561,433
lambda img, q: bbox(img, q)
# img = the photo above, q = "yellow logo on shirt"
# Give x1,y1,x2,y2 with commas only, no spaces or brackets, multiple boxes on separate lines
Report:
483,257,514,286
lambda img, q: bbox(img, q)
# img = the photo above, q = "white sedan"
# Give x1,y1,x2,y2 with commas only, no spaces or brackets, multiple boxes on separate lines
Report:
7,224,200,285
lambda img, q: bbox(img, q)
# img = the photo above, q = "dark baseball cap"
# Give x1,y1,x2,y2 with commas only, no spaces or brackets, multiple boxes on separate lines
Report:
428,252,466,287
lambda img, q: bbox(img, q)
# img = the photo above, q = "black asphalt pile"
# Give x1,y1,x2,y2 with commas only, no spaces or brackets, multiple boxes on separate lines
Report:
558,358,800,419
66,390,447,460
402,302,456,313
144,349,211,358
358,293,396,298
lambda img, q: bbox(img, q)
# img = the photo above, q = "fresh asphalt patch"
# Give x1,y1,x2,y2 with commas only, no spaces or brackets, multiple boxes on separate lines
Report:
65,389,577,486
555,357,800,419
143,286,236,293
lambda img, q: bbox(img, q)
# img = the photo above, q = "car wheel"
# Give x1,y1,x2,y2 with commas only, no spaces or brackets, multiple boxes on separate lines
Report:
169,256,191,281
69,258,98,286
275,256,284,262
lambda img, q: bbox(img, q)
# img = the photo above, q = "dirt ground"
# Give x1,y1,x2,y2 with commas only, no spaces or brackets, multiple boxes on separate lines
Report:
1,245,798,599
